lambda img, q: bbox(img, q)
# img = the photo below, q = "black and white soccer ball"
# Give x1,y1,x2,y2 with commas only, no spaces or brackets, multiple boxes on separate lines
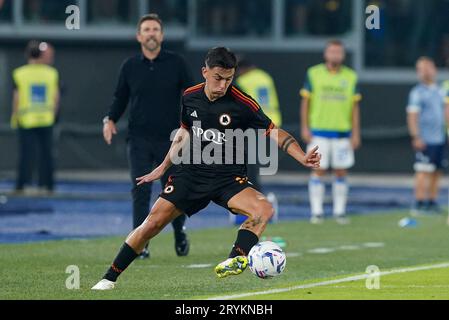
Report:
248,241,286,279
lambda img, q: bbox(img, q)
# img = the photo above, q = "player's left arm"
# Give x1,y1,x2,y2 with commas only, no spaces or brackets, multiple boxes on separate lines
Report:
269,126,321,169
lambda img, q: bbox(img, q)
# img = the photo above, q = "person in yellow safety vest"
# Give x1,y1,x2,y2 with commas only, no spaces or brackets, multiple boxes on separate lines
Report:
236,56,282,193
11,40,60,194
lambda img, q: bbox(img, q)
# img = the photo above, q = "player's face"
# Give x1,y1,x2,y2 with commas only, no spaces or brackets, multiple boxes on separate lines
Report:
202,66,235,100
324,44,345,67
137,20,164,52
416,60,437,83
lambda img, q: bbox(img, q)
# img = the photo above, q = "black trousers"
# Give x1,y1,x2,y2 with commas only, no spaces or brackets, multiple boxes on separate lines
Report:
127,135,186,239
16,126,54,191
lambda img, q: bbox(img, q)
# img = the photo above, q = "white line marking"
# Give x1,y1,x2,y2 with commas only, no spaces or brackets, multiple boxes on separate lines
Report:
186,264,213,268
362,242,385,248
207,262,449,300
286,252,302,258
307,248,335,254
337,245,361,251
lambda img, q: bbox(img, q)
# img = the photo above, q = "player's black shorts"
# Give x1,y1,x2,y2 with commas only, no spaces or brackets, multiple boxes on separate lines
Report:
414,144,448,172
159,171,252,217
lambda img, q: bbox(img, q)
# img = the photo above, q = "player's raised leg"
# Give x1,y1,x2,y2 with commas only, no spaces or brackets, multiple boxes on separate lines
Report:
92,197,182,290
214,187,274,278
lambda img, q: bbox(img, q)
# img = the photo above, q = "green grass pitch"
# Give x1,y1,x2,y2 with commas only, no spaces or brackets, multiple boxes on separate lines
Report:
1,210,449,300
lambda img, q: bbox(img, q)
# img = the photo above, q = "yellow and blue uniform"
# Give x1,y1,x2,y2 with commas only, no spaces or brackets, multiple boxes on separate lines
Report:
300,63,361,137
13,63,59,129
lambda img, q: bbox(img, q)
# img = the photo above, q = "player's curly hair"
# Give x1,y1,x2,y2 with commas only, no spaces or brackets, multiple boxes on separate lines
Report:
205,47,237,70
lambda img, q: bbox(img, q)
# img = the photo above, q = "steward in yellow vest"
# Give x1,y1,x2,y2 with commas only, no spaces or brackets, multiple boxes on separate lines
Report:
12,40,59,193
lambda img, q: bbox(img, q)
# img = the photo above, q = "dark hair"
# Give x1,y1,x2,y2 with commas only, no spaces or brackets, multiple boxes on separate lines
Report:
326,39,344,49
137,13,163,32
26,40,42,59
205,47,237,69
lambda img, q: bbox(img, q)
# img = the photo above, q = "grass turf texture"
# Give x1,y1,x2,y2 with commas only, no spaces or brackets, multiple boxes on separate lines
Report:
1,210,448,300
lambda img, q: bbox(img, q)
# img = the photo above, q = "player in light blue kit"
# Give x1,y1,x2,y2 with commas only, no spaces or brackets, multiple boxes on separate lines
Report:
406,57,449,215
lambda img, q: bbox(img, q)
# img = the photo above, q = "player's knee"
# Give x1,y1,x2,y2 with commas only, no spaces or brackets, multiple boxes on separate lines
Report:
255,201,274,222
334,170,347,178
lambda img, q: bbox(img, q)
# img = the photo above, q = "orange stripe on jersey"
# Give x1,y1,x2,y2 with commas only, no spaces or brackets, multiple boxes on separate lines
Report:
231,87,260,112
231,87,260,110
265,122,275,136
183,83,204,96
180,122,189,129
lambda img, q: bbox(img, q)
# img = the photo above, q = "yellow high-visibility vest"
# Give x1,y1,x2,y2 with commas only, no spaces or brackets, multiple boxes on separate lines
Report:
13,64,58,129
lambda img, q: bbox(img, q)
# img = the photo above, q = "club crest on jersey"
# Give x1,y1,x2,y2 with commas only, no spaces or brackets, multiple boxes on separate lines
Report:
219,113,232,126
163,185,174,194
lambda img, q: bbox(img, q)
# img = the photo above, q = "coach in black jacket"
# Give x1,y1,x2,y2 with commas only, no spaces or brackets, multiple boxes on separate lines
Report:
103,14,193,258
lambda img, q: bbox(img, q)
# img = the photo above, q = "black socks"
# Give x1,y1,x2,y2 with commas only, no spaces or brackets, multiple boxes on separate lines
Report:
229,229,259,258
103,242,139,282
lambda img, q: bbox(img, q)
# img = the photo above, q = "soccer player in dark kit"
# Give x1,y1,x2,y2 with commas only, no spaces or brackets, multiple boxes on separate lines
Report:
92,47,320,290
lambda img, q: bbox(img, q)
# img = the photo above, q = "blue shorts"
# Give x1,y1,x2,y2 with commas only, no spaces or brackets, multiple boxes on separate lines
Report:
414,144,448,172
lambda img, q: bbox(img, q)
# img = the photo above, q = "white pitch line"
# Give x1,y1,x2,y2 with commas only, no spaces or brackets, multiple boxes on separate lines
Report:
207,262,449,300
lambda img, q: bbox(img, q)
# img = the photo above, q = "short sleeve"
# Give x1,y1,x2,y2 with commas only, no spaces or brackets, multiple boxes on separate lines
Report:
300,71,312,98
231,86,274,135
407,88,421,113
248,107,275,136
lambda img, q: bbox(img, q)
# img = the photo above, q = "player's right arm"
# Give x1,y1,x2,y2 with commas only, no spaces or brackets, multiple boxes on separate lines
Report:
136,127,190,185
103,60,131,145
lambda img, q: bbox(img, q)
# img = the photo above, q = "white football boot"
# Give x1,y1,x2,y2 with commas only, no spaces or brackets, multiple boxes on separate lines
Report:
91,279,115,290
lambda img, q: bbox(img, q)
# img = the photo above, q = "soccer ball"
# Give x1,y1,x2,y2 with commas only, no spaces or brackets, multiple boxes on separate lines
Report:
248,241,286,279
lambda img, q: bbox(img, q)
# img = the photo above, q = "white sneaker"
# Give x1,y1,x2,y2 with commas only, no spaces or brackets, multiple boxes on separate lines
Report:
91,279,115,290
310,215,324,224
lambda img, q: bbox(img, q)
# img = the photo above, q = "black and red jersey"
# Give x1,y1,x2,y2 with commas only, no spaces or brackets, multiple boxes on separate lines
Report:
178,83,274,176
